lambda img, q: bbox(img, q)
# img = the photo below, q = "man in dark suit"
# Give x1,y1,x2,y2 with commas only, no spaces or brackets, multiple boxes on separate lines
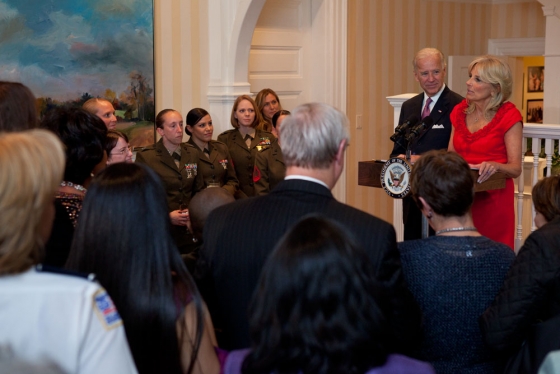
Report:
196,102,421,352
390,48,463,240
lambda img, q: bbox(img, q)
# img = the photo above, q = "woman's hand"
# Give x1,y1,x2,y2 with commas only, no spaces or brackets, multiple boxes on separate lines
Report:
470,161,500,183
170,209,189,226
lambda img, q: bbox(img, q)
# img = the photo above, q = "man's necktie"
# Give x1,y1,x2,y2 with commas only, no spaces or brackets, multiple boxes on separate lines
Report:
422,97,432,119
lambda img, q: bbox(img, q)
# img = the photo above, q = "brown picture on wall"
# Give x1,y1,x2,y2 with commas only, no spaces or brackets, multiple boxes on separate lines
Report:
527,100,543,124
527,66,544,93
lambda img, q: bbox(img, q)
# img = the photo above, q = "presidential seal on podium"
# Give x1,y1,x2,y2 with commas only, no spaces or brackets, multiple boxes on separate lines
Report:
380,157,412,198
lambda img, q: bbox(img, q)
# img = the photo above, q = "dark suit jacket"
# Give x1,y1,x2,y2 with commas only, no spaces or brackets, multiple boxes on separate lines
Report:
135,139,204,253
390,86,463,240
217,129,275,198
253,140,285,195
187,138,240,196
195,179,421,351
390,86,463,157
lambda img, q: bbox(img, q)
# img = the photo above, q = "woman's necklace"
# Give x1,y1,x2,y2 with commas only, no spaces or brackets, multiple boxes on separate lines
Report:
60,181,87,193
436,226,477,235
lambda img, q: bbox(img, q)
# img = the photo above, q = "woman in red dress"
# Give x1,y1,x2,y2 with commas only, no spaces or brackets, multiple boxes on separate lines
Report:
448,56,522,249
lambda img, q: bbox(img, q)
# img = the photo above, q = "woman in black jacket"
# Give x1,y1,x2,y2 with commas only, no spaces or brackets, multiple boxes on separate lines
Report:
480,175,560,371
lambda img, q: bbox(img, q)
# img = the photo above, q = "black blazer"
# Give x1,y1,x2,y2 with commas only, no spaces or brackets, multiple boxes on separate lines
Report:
391,86,463,156
195,179,421,351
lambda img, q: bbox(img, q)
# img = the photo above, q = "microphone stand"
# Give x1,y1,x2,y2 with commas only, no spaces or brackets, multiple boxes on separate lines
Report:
404,129,428,239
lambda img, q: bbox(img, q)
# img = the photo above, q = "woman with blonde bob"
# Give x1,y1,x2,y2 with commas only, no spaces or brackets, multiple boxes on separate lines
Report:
448,55,523,249
0,130,136,373
218,95,275,197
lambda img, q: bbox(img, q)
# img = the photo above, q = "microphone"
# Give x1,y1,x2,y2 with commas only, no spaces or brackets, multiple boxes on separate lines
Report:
406,116,434,143
390,115,419,143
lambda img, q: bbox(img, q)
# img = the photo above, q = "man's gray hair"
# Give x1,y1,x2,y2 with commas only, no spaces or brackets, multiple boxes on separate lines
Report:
280,103,350,169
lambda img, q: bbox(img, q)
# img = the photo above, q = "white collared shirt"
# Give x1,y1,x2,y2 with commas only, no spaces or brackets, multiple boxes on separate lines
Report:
285,175,329,189
423,84,446,114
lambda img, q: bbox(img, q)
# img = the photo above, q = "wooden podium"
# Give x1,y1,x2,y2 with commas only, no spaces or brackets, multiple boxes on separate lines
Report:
358,160,507,192
358,159,507,238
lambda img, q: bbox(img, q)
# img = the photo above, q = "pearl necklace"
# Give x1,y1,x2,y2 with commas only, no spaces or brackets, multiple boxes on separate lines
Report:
436,226,477,235
60,181,87,193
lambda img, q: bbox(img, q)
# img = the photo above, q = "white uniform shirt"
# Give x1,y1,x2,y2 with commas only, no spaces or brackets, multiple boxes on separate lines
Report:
0,267,138,374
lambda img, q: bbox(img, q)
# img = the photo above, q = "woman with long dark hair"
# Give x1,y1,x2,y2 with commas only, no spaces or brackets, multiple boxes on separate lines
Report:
224,215,434,374
66,163,220,374
40,107,107,267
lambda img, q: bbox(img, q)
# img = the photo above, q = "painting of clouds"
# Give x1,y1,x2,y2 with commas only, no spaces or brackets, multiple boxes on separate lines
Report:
0,0,155,147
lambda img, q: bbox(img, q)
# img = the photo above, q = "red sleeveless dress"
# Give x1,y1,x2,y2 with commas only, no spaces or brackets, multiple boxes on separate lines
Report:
450,100,522,249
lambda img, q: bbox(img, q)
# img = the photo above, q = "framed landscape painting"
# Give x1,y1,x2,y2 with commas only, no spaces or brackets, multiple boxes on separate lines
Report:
0,0,155,147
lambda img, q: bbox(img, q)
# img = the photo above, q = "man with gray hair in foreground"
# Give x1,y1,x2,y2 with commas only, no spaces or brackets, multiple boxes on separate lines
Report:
195,102,422,351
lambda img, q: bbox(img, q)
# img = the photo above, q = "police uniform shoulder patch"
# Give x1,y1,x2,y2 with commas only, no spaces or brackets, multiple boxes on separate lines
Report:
93,288,123,330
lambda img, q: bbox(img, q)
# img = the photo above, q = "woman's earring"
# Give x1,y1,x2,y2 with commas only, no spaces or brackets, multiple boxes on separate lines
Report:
427,211,433,220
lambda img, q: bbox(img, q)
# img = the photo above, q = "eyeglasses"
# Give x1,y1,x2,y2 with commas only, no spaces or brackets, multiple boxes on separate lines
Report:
110,146,132,155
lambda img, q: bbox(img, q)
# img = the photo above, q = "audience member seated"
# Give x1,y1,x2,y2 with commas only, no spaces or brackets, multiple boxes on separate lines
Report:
83,98,118,130
185,108,240,196
187,187,235,244
254,88,282,132
106,130,133,165
399,150,514,373
0,130,136,374
254,110,290,196
217,95,274,198
197,102,421,351
40,107,107,268
224,215,435,374
66,163,220,374
481,175,560,373
182,187,235,272
0,81,38,131
135,109,204,255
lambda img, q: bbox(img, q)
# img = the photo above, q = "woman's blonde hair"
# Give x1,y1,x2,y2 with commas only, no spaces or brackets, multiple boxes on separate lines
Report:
465,55,513,119
0,130,65,274
82,97,112,115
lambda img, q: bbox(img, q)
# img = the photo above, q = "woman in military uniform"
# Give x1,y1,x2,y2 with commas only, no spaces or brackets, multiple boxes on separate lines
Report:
218,95,275,198
255,88,282,132
254,110,290,195
135,109,203,254
185,108,240,197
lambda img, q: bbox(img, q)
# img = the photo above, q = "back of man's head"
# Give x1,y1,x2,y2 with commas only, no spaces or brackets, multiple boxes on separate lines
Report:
189,187,235,240
280,103,349,169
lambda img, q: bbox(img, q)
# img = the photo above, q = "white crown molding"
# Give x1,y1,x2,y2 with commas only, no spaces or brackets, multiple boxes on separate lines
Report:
488,37,546,55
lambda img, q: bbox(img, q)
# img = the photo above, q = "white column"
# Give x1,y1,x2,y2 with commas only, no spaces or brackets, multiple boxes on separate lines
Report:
207,0,266,135
539,0,560,124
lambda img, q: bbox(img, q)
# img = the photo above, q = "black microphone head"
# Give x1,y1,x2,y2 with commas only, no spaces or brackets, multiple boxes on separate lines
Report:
407,115,419,126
